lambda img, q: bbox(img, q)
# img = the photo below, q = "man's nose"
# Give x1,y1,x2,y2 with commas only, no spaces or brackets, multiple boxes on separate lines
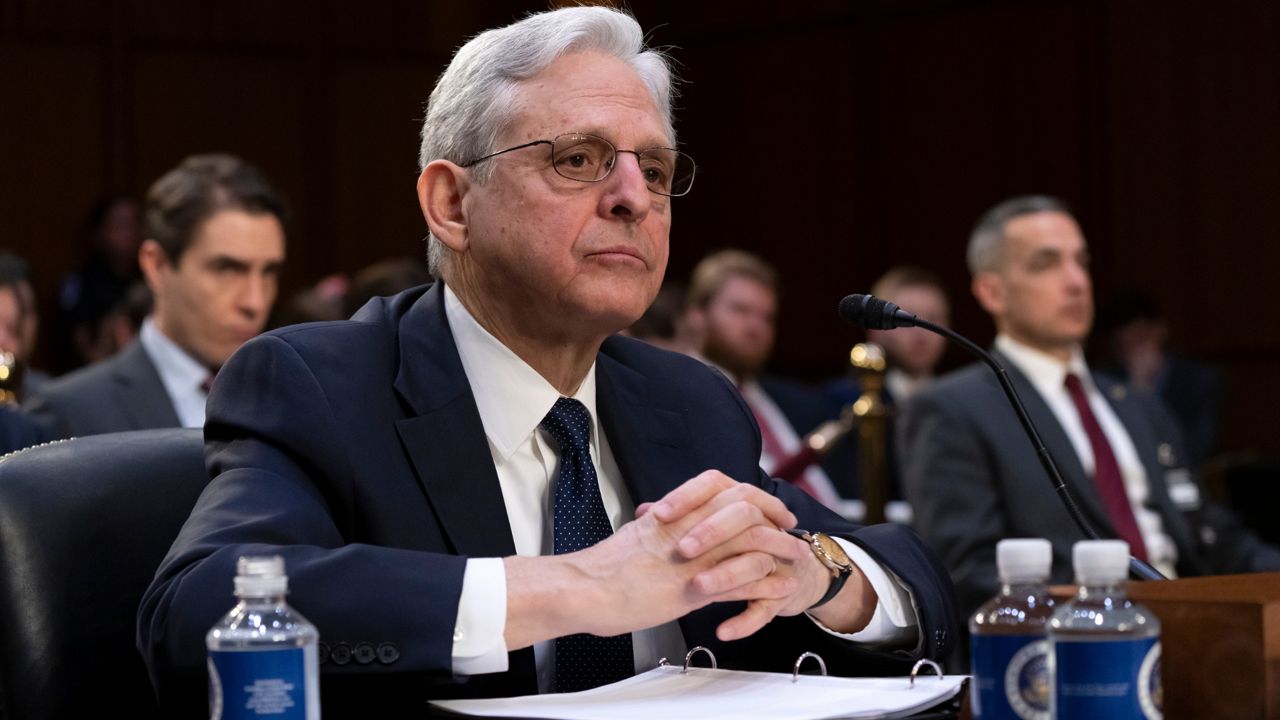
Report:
598,152,652,222
1065,259,1091,290
238,275,271,318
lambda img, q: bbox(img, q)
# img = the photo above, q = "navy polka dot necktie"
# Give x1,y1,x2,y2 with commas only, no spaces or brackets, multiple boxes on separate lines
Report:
540,396,633,692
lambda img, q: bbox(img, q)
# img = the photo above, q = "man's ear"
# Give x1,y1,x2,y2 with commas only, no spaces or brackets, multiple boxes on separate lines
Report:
417,160,472,255
137,239,170,293
971,271,1005,317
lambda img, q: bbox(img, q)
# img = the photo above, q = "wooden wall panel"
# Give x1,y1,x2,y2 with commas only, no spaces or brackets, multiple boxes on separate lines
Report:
0,43,107,334
330,60,441,272
0,0,1276,452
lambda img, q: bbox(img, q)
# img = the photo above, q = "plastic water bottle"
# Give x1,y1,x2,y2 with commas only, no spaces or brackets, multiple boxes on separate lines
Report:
1049,540,1162,719
970,538,1055,719
206,556,320,720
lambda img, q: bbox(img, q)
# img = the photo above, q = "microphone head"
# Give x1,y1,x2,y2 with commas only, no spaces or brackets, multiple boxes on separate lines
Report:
838,294,909,330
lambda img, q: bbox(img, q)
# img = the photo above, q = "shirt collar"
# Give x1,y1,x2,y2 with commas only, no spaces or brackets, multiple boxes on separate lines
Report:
995,333,1093,399
443,284,599,462
139,316,211,392
884,367,929,403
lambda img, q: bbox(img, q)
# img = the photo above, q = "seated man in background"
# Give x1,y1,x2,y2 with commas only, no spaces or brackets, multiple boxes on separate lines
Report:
899,195,1280,631
1098,289,1224,469
825,265,951,508
0,251,52,400
28,154,286,437
684,249,852,509
139,7,956,714
0,261,47,450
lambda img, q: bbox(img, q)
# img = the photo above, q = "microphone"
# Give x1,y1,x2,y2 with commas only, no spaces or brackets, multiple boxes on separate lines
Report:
838,293,1166,581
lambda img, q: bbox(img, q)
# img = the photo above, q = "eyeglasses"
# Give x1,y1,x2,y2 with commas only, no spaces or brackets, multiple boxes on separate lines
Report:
459,133,696,197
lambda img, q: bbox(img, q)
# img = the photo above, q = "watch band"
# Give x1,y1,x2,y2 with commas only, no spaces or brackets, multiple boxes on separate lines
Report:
786,529,852,609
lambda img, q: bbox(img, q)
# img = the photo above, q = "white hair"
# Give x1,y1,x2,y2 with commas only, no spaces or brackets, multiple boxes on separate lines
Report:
419,6,676,277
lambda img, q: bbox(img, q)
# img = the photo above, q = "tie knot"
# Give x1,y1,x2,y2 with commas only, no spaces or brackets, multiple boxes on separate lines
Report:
1063,372,1085,395
540,397,592,453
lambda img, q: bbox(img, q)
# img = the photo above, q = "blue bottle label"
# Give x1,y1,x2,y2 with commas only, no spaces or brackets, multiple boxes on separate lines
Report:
1054,637,1162,719
970,634,1050,719
209,647,313,719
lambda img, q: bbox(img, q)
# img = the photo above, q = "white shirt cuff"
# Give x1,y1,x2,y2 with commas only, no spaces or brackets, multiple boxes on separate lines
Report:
805,537,920,647
451,558,510,675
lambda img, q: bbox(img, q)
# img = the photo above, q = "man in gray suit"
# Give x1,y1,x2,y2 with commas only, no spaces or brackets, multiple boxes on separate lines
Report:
28,155,286,438
900,195,1280,622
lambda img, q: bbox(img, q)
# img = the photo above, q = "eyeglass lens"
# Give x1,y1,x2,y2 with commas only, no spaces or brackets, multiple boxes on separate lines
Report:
550,134,694,196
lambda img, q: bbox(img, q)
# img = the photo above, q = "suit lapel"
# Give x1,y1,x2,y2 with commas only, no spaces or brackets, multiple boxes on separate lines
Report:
391,284,516,559
996,351,1116,536
1095,374,1199,560
596,348,695,507
111,342,181,429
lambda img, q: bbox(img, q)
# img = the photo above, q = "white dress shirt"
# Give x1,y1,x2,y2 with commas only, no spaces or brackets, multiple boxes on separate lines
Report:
884,368,930,405
995,335,1179,577
443,287,918,690
138,317,210,428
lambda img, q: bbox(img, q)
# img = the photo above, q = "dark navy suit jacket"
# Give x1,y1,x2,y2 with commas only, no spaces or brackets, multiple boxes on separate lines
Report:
139,283,957,713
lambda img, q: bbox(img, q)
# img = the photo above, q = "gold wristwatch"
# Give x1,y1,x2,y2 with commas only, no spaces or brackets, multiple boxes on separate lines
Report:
787,529,855,608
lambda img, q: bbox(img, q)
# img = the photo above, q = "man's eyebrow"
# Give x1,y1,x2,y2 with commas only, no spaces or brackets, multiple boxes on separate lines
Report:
205,255,252,270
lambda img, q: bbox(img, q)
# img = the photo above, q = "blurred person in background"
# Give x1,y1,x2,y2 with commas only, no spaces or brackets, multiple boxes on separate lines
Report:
0,251,52,400
56,195,142,370
0,252,49,450
685,249,850,508
342,257,432,318
1098,289,1224,469
825,266,951,506
623,281,700,355
28,154,286,438
899,195,1280,635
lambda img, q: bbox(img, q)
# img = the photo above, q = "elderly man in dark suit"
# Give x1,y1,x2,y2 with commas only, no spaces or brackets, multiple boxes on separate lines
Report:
139,7,957,715
899,195,1280,626
27,155,285,438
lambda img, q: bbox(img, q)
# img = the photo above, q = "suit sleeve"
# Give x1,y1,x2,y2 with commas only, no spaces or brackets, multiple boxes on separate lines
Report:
897,388,1006,618
137,334,468,702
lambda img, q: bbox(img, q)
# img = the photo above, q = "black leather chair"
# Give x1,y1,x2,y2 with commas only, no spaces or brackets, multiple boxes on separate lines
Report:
0,428,207,719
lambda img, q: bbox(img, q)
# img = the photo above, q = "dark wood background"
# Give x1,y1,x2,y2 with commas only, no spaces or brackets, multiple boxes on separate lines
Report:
2,0,1277,454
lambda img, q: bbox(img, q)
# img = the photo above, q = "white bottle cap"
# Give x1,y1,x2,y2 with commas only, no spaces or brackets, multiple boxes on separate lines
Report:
996,538,1052,582
1072,540,1130,585
234,555,289,597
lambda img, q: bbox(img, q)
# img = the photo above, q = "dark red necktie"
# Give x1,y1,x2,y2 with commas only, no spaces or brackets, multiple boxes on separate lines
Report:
742,394,819,500
1063,373,1148,561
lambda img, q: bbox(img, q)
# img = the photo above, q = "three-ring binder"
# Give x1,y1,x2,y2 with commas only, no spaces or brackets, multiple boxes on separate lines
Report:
440,645,966,718
661,646,833,683
661,646,947,690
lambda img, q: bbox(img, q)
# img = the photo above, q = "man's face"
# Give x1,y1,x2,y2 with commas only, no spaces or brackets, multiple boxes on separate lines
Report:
700,275,777,379
976,211,1093,353
867,284,948,377
148,209,285,368
454,50,671,342
0,286,21,357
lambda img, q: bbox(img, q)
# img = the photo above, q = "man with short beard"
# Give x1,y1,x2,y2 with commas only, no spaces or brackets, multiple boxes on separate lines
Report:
685,250,852,509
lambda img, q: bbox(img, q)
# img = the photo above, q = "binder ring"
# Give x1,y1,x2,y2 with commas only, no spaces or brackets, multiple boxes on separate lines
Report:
680,646,718,673
909,658,942,686
792,651,827,682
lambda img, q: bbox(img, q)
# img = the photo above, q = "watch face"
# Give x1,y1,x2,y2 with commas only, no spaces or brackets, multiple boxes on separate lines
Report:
814,533,853,569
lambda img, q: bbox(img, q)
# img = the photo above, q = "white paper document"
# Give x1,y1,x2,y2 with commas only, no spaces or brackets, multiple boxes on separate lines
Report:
430,665,968,720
